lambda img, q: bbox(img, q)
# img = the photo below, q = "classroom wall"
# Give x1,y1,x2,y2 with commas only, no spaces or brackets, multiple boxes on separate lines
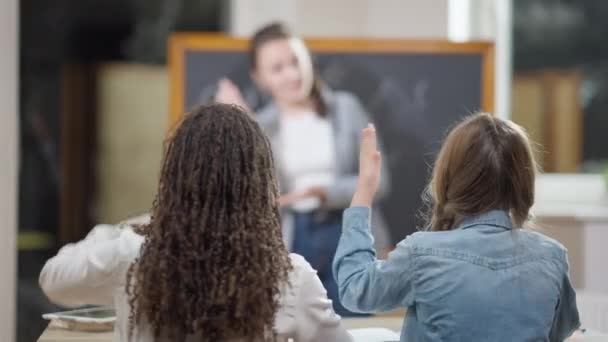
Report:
96,64,168,223
0,0,18,340
228,0,511,119
229,0,449,38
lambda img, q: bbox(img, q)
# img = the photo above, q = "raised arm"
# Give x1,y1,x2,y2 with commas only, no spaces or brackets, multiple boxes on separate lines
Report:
332,125,415,313
39,225,142,307
325,95,390,210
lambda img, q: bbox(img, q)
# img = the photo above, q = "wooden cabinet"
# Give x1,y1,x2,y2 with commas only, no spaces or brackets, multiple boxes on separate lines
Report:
512,70,583,173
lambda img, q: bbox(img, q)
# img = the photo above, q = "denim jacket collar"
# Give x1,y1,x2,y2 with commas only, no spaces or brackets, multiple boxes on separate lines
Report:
456,210,513,230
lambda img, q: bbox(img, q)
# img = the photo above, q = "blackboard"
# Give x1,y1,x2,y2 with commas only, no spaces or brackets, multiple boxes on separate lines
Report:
169,34,494,243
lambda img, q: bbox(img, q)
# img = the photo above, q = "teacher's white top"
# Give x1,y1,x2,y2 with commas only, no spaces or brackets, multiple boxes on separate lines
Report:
39,223,352,342
280,111,336,212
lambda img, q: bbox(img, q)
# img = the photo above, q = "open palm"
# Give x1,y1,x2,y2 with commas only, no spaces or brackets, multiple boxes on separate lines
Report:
351,124,382,207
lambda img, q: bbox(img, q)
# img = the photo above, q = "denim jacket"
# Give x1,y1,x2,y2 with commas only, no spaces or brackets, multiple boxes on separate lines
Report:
333,207,580,342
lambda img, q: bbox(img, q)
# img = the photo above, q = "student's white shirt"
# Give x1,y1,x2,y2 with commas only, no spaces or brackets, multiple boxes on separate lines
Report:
39,224,353,342
279,112,336,212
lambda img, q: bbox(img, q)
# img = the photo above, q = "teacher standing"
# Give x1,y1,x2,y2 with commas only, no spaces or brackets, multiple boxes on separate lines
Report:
216,22,391,316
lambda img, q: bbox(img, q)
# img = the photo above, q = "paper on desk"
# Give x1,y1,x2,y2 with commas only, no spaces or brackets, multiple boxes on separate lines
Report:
348,328,608,341
566,329,608,341
348,328,400,342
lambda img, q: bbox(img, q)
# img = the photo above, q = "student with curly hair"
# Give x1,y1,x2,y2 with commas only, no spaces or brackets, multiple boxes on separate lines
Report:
40,104,352,341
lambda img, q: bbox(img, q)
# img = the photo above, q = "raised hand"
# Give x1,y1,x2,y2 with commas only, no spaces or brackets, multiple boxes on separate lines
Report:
351,124,382,208
215,78,250,111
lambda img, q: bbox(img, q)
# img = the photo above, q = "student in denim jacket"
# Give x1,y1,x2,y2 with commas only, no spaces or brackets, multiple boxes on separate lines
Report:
333,114,580,341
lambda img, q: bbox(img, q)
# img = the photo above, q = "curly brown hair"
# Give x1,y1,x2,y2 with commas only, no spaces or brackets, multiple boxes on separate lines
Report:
126,104,293,341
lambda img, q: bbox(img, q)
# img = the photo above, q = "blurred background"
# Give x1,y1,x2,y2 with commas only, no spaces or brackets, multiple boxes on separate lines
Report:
1,0,608,341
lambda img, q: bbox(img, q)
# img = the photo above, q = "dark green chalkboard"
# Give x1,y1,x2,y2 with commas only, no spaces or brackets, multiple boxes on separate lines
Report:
169,34,494,242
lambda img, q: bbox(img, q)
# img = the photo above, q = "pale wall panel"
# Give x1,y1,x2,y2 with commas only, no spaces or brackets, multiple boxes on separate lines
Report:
96,64,168,223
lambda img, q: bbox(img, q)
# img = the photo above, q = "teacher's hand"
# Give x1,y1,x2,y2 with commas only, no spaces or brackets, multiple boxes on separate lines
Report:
278,191,305,208
351,124,382,208
279,187,328,208
215,78,250,111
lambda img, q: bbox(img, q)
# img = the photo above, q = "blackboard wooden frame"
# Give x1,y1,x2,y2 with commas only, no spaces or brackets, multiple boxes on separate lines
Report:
168,33,495,126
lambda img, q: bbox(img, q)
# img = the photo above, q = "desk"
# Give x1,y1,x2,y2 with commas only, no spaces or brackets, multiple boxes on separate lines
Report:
38,317,404,342
38,317,606,342
38,322,113,342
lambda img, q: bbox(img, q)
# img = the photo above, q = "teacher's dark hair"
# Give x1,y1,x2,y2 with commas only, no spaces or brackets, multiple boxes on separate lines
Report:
248,21,327,116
